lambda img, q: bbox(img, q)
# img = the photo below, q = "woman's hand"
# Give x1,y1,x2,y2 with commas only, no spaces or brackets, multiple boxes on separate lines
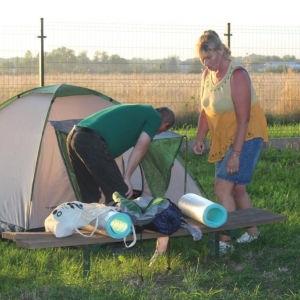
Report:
193,140,205,155
227,155,240,175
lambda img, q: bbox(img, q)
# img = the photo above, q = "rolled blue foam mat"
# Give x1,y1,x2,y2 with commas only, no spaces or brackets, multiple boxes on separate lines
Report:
97,211,132,239
178,193,227,228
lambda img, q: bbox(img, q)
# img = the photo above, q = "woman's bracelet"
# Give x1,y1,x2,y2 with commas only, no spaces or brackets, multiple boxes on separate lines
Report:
231,151,241,158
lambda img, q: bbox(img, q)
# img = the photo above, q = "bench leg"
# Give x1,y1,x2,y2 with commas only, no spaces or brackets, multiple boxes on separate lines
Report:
209,232,220,257
209,230,237,257
81,244,106,278
82,246,91,278
221,229,237,239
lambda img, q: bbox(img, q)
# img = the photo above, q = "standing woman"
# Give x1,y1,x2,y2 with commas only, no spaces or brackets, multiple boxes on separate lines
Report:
193,30,268,254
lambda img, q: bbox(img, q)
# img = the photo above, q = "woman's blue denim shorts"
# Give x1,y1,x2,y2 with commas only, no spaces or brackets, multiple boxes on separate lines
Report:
215,138,264,185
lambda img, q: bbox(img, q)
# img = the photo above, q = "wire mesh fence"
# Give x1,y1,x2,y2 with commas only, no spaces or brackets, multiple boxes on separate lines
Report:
0,21,300,135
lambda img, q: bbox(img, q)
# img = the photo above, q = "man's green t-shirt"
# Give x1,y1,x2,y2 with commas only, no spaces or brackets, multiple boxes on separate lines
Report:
78,104,161,157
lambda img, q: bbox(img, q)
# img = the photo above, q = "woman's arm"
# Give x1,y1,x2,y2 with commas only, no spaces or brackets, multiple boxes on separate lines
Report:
227,68,251,174
231,68,251,152
193,69,209,155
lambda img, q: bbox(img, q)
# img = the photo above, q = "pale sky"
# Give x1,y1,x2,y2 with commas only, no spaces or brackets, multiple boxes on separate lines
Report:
1,0,299,26
1,0,299,59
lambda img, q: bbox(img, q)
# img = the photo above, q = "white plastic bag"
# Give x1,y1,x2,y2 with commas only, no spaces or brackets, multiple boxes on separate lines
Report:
45,201,101,238
45,201,136,248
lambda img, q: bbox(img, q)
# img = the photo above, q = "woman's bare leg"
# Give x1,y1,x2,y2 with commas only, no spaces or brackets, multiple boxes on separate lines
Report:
214,178,236,243
233,184,260,236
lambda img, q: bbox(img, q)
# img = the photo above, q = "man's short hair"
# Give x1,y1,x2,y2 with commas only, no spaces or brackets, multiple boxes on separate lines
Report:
155,107,175,129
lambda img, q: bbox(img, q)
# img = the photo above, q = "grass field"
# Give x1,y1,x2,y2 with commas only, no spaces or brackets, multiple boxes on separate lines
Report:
1,148,300,299
1,71,300,122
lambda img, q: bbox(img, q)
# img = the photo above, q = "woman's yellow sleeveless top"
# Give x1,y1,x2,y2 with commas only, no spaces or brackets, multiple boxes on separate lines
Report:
201,60,268,163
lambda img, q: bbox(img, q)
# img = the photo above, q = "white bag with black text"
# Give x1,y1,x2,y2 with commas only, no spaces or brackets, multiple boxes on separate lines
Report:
45,201,101,238
44,201,136,248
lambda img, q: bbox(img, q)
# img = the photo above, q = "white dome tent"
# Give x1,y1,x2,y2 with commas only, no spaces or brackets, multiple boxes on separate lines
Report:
0,83,201,233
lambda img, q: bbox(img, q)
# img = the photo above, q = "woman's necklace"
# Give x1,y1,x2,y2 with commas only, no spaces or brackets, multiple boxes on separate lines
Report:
212,59,230,85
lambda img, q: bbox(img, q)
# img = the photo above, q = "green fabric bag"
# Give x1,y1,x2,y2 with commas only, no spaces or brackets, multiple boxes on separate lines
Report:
113,192,182,235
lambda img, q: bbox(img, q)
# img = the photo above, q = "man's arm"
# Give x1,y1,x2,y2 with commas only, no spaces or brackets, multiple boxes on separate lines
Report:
123,131,151,198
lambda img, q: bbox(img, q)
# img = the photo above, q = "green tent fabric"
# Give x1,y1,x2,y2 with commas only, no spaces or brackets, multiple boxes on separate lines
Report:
53,124,82,202
141,133,183,197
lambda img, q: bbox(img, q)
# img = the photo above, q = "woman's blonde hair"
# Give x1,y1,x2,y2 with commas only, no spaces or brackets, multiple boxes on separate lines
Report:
196,30,231,62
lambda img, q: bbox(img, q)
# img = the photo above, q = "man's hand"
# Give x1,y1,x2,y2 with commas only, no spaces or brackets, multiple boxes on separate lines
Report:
124,178,133,199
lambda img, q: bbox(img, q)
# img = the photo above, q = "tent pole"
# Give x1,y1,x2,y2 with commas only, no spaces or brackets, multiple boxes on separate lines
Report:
183,135,188,194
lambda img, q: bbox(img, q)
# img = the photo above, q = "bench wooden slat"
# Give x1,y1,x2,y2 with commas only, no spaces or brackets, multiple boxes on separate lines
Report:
2,208,287,250
2,231,93,241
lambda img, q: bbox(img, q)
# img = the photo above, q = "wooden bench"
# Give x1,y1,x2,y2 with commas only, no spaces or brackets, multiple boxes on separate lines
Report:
2,207,287,277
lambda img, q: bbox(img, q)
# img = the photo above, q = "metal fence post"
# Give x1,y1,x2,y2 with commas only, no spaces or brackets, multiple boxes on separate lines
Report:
37,18,46,87
224,23,232,49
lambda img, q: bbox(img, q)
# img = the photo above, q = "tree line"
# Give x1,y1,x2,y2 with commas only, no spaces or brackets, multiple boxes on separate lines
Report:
0,47,299,74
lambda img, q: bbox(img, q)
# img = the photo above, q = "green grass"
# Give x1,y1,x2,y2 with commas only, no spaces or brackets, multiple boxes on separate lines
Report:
175,124,300,140
1,149,300,299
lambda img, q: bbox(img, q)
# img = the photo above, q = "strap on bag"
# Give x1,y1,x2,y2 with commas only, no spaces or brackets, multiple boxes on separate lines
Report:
123,222,137,248
75,203,104,237
75,215,99,237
